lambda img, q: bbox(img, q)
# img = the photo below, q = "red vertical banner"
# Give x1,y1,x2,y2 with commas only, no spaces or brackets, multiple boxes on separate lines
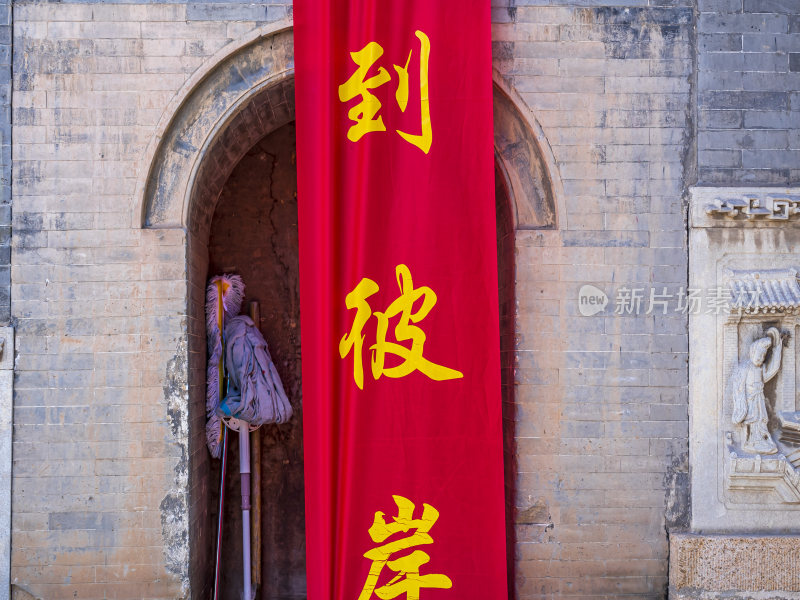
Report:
295,2,508,599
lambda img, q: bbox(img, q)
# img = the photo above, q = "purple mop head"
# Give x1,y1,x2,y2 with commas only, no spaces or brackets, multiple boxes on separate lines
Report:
205,274,245,458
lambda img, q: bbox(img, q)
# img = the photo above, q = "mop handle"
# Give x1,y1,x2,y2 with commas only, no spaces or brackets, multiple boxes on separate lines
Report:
241,424,252,599
213,427,228,600
240,426,251,509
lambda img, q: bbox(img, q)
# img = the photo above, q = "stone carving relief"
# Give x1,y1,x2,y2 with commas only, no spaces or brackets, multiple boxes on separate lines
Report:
722,269,800,504
689,187,800,530
727,327,783,455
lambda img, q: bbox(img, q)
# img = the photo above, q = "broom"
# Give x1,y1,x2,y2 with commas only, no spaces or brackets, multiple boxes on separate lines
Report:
206,274,245,600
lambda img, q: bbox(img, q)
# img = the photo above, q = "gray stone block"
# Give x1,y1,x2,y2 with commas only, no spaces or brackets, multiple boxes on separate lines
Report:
699,13,788,34
702,68,740,91
742,71,800,91
699,32,743,52
698,0,743,13
742,32,779,52
650,0,694,7
743,0,798,13
698,149,742,168
702,91,789,111
742,149,800,169
698,129,788,150
699,51,773,72
699,166,790,185
650,403,688,421
266,5,287,19
699,109,743,129
185,3,269,21
592,7,692,25
562,231,650,248
562,421,605,438
743,109,800,129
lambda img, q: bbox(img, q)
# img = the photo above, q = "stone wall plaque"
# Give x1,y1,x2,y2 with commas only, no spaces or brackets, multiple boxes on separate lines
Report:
690,187,800,531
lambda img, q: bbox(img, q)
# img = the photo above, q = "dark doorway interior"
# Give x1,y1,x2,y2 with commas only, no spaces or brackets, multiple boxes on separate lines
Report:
208,122,305,600
495,161,517,600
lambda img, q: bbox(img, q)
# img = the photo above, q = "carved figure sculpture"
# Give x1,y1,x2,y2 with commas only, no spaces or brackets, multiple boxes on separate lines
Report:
728,327,783,455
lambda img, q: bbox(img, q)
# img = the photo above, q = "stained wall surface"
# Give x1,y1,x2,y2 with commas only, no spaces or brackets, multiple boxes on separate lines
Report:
7,1,702,599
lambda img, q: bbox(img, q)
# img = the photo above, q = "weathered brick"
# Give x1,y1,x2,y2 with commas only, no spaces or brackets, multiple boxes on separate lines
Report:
186,3,270,21
699,12,788,33
743,109,800,128
699,32,743,51
743,0,797,13
699,128,789,149
699,0,743,13
702,90,789,110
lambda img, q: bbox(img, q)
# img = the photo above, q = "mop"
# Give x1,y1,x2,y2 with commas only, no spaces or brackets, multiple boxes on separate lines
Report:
217,314,292,599
205,274,245,600
206,274,245,458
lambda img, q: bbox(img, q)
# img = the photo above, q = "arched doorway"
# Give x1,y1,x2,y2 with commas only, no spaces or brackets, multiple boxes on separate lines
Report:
207,122,304,599
201,129,526,600
134,24,562,597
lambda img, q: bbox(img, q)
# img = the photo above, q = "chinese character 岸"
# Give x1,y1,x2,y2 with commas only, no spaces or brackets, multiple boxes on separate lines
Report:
358,495,452,600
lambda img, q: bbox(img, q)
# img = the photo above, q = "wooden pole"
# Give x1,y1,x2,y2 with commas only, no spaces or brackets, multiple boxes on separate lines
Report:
213,281,228,600
248,301,263,594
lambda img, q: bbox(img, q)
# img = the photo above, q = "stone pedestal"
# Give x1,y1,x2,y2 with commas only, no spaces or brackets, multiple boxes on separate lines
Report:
0,327,13,600
670,533,800,599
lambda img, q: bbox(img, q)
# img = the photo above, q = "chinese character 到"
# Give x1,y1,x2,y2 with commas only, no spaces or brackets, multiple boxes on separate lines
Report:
338,31,432,153
358,495,453,600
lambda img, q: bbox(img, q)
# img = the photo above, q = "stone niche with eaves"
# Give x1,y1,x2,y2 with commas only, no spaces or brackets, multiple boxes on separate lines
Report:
689,188,800,531
673,188,800,599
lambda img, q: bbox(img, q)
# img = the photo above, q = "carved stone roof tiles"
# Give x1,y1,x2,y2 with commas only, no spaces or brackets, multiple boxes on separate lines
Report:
727,268,800,313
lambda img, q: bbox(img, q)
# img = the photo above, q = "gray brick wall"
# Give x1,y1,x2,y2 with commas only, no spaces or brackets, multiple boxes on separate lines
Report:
492,3,692,597
698,0,800,185
0,0,10,324
6,0,700,598
9,3,292,597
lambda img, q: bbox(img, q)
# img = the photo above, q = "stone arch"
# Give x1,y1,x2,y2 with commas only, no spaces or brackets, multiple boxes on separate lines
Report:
134,30,563,234
492,69,565,231
134,20,295,233
133,22,563,597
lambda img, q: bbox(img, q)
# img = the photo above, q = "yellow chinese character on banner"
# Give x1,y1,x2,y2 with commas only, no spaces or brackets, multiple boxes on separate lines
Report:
338,31,432,153
338,42,391,142
339,264,463,390
358,495,452,600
